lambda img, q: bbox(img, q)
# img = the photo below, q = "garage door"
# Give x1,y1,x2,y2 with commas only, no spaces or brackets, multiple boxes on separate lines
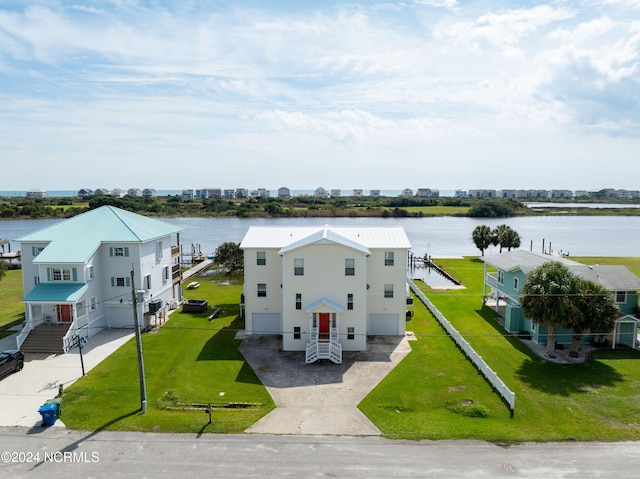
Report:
369,314,399,335
251,313,281,334
108,305,135,328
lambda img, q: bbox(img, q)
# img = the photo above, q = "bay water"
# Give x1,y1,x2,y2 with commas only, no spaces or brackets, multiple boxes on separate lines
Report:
2,215,639,258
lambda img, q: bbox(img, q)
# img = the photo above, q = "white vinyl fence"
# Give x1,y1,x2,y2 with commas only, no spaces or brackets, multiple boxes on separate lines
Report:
408,279,516,416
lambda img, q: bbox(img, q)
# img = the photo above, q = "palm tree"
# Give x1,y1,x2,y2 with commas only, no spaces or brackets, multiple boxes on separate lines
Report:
520,261,581,358
471,225,492,256
491,224,508,252
568,280,619,357
500,226,521,251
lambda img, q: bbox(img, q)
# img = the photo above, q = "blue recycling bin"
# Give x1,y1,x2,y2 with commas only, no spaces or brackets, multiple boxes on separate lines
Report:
38,403,58,427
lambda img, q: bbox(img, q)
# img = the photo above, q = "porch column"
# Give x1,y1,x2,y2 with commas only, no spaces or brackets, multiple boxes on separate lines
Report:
482,262,487,300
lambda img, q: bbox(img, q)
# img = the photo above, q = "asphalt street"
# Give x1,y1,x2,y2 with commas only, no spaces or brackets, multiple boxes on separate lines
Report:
1,427,639,478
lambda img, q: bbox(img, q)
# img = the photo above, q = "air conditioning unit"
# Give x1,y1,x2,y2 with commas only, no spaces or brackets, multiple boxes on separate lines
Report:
148,299,163,314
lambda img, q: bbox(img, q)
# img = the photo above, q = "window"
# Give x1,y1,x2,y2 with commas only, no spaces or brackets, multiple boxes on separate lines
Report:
345,258,355,276
384,284,394,298
497,270,504,284
615,291,627,303
32,246,45,257
256,251,266,266
156,241,163,260
294,258,304,276
144,274,152,290
87,265,95,280
385,252,395,266
49,267,74,282
513,277,519,291
90,297,97,311
295,293,302,310
110,246,129,257
347,327,355,340
163,265,170,282
34,276,40,286
257,283,267,297
112,277,129,287
294,327,301,340
347,293,354,310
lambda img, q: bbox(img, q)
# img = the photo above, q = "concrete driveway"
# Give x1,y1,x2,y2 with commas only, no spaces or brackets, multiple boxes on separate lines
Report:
239,333,413,436
0,329,134,428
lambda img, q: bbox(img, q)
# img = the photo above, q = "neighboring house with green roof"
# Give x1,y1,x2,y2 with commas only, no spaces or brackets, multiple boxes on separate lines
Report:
15,206,183,353
481,250,640,348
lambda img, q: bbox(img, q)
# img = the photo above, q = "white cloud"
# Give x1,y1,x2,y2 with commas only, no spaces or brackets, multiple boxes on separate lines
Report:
1,1,639,190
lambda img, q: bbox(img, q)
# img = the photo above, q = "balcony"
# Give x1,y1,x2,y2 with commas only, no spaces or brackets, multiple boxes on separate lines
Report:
485,273,498,288
172,264,182,283
171,245,180,258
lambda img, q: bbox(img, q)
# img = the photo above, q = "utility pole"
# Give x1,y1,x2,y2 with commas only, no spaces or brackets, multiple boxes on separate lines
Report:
131,268,147,413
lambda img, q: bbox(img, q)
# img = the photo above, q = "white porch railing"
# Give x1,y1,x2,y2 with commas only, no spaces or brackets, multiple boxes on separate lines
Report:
305,339,342,364
408,278,516,416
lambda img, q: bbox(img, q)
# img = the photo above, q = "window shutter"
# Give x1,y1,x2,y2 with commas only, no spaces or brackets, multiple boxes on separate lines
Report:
47,268,52,281
111,277,115,287
32,246,37,256
109,247,114,257
125,277,131,287
72,268,77,281
124,247,129,257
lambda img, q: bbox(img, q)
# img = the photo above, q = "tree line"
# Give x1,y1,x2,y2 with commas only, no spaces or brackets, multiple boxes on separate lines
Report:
0,194,528,219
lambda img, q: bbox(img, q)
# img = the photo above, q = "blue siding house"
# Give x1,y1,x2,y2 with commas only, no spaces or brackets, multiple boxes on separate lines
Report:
482,250,640,348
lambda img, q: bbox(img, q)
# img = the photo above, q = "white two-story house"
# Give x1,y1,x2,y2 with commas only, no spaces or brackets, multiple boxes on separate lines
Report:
16,206,182,353
240,225,411,364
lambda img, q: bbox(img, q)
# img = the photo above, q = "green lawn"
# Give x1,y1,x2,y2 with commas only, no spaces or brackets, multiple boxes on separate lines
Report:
7,256,640,440
359,257,640,441
0,269,26,337
62,275,275,433
403,205,469,216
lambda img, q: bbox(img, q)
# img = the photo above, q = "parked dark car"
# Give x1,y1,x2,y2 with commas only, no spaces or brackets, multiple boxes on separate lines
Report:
0,349,24,378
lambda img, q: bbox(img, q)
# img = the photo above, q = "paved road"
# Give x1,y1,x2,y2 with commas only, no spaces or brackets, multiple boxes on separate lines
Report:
1,427,639,478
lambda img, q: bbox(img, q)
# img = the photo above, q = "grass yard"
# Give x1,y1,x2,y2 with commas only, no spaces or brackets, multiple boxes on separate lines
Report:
360,257,640,441
403,205,469,216
62,274,274,433
0,269,26,337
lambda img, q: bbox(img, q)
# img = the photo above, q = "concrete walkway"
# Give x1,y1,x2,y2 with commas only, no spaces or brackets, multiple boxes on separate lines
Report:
0,329,134,428
239,333,413,436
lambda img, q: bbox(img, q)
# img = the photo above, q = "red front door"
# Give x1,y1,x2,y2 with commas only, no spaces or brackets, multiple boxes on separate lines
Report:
57,305,72,323
319,313,330,340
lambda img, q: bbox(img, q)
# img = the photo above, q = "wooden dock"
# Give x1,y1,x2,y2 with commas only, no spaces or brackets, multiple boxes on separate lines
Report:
183,259,213,280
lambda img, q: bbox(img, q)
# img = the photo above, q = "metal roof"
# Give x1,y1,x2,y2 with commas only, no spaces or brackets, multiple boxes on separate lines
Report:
240,225,411,251
482,250,640,291
305,297,345,313
481,250,577,274
23,283,88,303
16,206,182,264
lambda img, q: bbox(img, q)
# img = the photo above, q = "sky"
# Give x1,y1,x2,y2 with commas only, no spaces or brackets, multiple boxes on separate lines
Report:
1,0,639,192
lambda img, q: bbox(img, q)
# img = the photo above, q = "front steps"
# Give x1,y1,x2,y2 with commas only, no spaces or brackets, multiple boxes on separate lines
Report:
20,324,71,354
